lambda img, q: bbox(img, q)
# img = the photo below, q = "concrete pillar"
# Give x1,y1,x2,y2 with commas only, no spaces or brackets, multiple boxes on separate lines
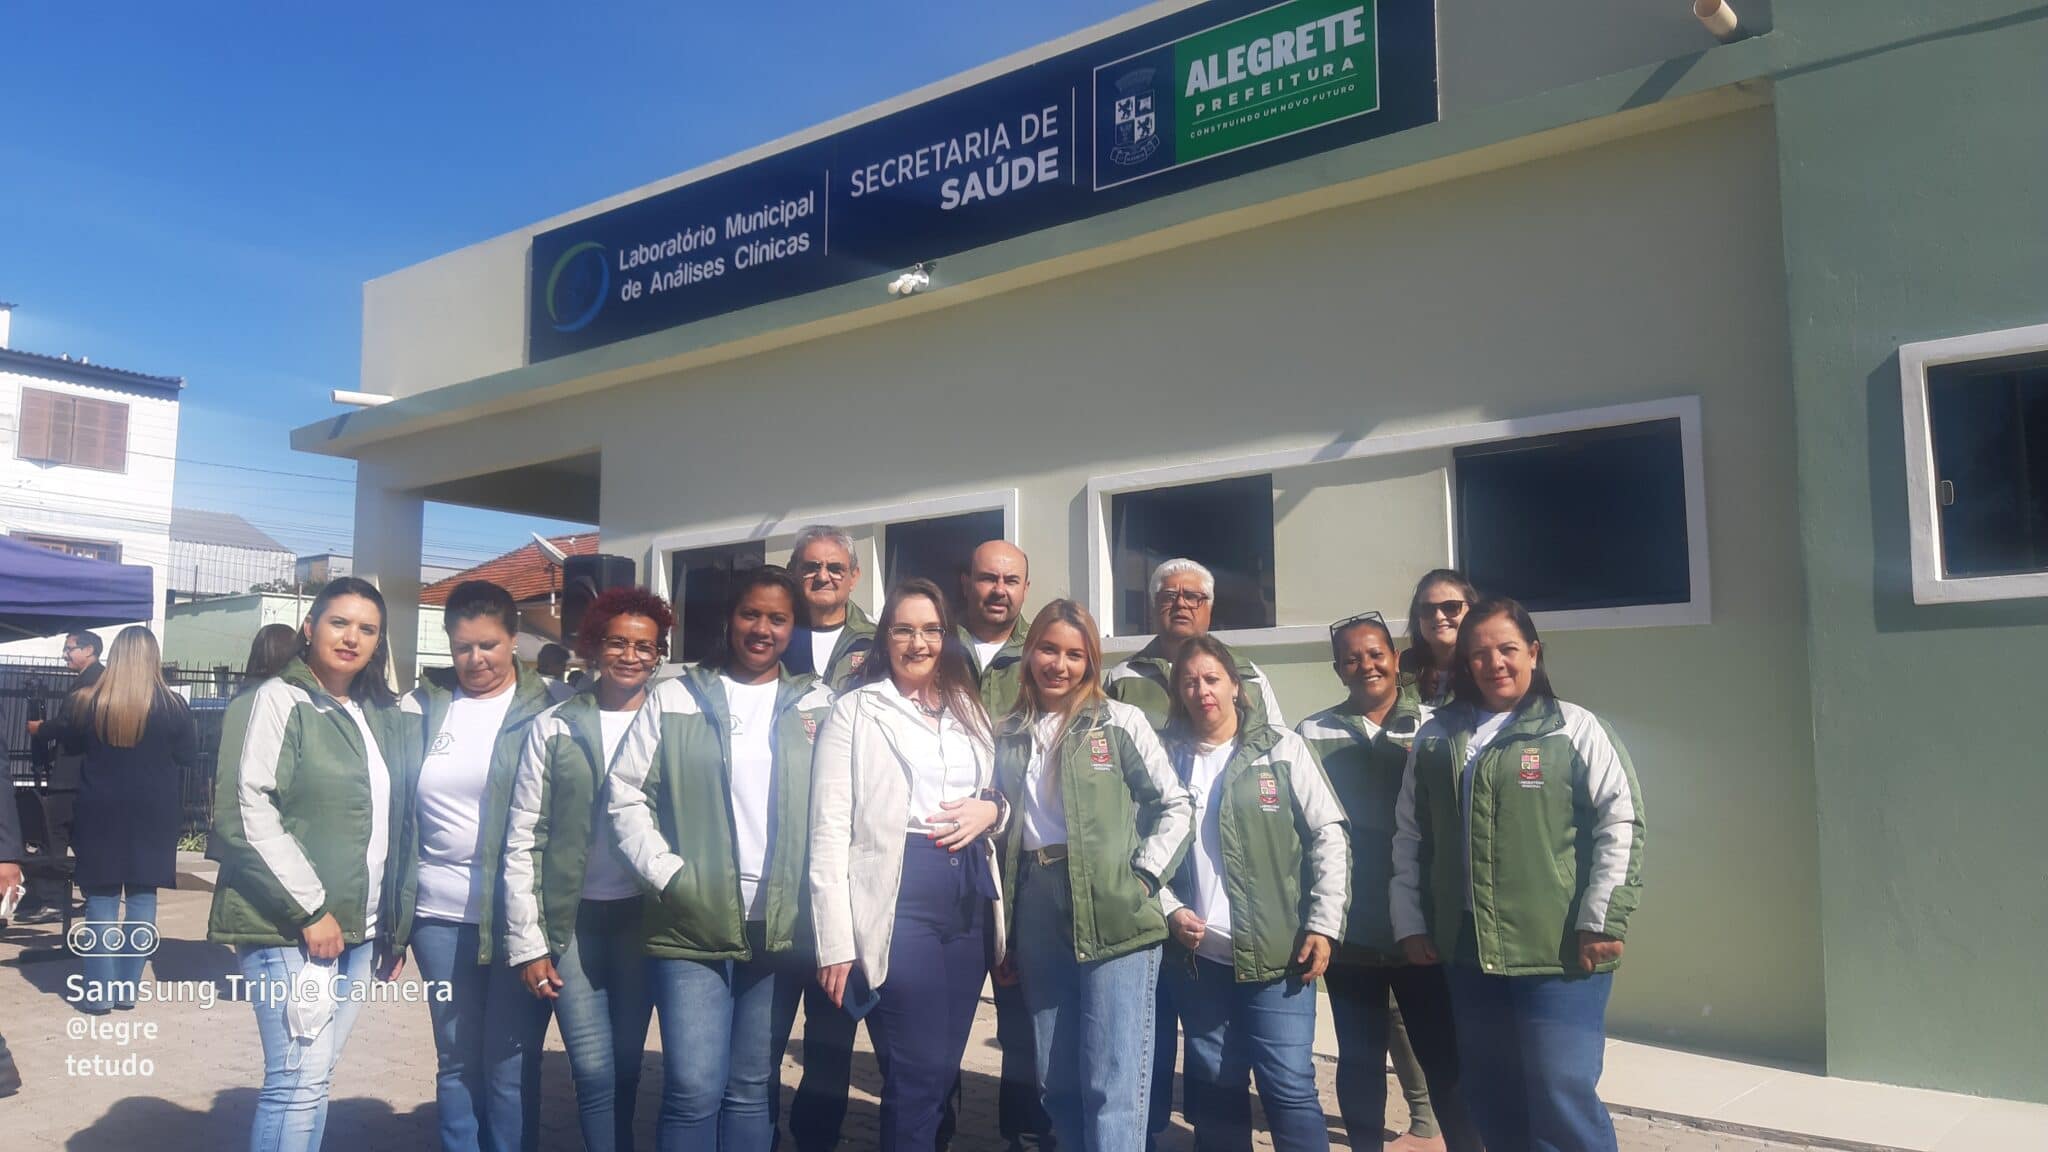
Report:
352,471,425,689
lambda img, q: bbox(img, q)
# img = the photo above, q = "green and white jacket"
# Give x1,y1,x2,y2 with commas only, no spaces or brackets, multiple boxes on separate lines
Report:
1105,636,1286,734
391,664,559,962
1162,721,1350,983
994,697,1193,963
207,659,408,948
962,620,1030,726
1391,695,1646,976
1297,686,1429,961
500,684,640,967
605,665,836,960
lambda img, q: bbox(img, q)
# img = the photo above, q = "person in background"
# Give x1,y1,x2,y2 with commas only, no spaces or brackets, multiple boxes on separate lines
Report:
1103,557,1284,1147
208,625,306,868
396,580,559,1152
953,539,1053,1152
501,588,675,1152
536,643,573,698
779,522,874,1151
1400,570,1477,708
810,579,1008,1152
1160,635,1346,1152
604,567,834,1151
997,599,1191,1152
21,629,105,919
0,778,23,1096
208,576,407,1152
1297,613,1479,1152
39,626,197,1014
1393,597,1646,1152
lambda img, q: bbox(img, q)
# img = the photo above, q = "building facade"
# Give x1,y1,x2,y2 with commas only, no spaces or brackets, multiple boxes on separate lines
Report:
0,302,181,656
295,2,2048,1102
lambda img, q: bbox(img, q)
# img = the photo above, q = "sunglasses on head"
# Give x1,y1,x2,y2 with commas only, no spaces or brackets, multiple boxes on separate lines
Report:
1328,610,1388,636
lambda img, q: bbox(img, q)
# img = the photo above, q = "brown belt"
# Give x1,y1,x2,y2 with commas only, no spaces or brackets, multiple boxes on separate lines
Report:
1027,844,1069,867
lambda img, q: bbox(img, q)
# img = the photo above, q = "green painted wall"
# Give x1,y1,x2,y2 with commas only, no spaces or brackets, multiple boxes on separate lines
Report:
1774,1,2048,1101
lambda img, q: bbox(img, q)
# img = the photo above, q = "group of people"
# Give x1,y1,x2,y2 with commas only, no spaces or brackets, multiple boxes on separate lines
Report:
191,524,1644,1152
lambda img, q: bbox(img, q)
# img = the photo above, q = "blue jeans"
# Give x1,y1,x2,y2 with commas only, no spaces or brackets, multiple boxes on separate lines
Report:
1445,962,1617,1152
240,939,375,1152
79,885,157,1012
867,836,991,1152
649,921,807,1152
1013,856,1161,1152
1170,956,1330,1152
553,898,651,1152
410,919,552,1152
1324,960,1481,1151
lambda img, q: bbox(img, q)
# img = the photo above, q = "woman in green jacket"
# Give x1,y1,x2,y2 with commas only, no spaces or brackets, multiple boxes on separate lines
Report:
501,586,675,1152
604,565,834,1152
395,580,559,1152
1392,596,1646,1152
208,576,405,1152
996,600,1192,1152
1162,635,1349,1152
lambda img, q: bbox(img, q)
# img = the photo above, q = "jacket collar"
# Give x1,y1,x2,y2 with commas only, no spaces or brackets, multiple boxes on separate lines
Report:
1439,692,1564,740
1319,683,1424,741
421,660,556,729
679,661,817,715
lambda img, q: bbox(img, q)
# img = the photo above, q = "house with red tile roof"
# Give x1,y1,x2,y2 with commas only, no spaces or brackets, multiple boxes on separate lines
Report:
420,533,597,649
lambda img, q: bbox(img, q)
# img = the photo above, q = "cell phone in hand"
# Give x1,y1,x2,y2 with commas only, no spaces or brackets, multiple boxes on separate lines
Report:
843,967,881,1021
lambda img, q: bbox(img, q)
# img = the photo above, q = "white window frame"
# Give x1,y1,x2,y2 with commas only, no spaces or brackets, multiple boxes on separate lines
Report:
1085,396,1709,653
647,487,1020,633
1899,320,2048,605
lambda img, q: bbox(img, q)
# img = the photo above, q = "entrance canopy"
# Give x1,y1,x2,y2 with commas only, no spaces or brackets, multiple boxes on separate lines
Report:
0,535,155,640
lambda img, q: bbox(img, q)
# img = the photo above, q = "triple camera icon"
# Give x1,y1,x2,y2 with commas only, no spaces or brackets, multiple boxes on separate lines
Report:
67,920,160,958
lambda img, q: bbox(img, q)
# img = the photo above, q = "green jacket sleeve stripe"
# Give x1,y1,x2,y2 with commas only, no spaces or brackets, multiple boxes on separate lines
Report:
1107,703,1193,884
1562,703,1645,938
235,681,327,921
1388,722,1431,943
605,681,685,896
500,712,556,966
1281,729,1350,941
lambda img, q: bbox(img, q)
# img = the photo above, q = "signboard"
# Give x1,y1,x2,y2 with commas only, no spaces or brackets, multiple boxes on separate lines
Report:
530,0,1436,363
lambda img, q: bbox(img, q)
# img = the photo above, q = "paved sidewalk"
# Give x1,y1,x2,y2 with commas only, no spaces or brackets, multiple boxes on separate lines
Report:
0,885,1923,1150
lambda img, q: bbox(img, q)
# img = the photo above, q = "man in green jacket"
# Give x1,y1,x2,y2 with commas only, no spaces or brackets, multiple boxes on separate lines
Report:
953,538,1054,1152
782,524,875,693
1105,558,1285,733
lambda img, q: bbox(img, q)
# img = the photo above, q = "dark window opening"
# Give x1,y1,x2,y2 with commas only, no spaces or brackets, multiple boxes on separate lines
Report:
1454,419,1690,613
1109,474,1276,636
1928,351,2048,578
883,510,1005,618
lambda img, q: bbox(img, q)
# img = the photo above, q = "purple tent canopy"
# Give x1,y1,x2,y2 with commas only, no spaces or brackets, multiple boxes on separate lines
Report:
0,535,155,640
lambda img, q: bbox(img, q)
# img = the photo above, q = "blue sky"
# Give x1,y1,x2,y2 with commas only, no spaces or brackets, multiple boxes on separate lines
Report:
1,0,1133,570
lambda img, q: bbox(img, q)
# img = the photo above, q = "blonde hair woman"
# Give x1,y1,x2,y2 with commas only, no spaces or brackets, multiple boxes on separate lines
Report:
996,600,1191,1152
46,626,196,1013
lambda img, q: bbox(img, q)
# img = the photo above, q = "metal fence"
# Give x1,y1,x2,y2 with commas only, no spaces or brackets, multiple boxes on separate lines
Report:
3,659,239,842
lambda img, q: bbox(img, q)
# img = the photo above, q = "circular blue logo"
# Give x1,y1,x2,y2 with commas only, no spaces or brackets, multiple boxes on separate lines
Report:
546,241,610,333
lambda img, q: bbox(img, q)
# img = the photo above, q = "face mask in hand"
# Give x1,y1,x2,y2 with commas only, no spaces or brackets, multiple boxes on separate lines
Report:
285,957,338,1042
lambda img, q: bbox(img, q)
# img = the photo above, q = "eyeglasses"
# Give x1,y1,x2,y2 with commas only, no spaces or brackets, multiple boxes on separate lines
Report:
1154,590,1212,609
62,645,84,655
795,561,852,581
1424,599,1468,619
1328,610,1388,636
886,625,948,644
600,638,661,659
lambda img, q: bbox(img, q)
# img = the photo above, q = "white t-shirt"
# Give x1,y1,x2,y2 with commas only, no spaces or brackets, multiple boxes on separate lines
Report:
971,637,1004,672
1460,709,1516,911
580,708,643,901
1184,741,1237,965
340,700,391,937
414,688,517,923
722,675,780,920
1021,714,1068,851
810,626,844,677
